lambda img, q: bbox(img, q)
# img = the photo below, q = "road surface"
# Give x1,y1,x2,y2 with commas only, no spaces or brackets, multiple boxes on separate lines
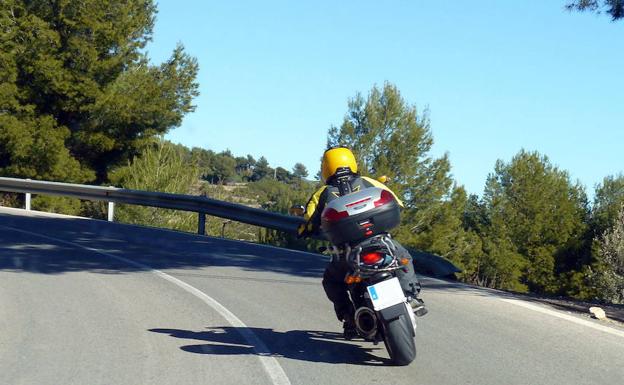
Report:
1,207,623,385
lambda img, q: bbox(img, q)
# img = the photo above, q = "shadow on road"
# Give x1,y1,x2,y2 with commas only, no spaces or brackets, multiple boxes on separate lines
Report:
0,212,326,278
149,326,390,366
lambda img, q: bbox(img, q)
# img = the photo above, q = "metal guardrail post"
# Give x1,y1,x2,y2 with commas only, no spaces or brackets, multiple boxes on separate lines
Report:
107,201,115,222
198,212,206,235
25,178,31,210
221,220,231,237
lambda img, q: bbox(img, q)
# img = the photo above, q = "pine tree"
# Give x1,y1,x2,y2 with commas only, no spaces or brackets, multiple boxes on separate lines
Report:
211,152,237,183
484,150,589,293
252,156,272,181
292,163,309,179
592,174,624,237
591,204,624,303
0,0,198,183
328,82,452,208
566,1,624,20
274,167,291,183
327,82,471,258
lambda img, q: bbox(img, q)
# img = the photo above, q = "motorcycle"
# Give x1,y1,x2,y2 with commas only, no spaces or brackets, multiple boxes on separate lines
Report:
318,184,418,366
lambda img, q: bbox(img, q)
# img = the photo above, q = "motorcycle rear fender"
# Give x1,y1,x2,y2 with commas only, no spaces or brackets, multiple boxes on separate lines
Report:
378,302,415,337
378,302,408,322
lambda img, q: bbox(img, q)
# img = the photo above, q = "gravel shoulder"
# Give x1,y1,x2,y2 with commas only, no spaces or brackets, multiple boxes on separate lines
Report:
522,294,624,325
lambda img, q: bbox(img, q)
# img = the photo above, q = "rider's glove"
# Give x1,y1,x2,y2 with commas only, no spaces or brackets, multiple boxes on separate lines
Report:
297,223,308,238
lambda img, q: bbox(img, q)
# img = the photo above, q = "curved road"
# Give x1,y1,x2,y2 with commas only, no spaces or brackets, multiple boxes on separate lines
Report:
1,207,623,385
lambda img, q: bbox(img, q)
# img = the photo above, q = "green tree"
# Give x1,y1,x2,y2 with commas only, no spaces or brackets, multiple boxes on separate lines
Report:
0,0,198,183
327,82,456,254
292,163,309,179
590,204,624,303
246,155,257,167
591,174,624,237
463,194,490,232
251,156,272,181
478,229,527,291
410,186,485,283
457,193,527,291
235,156,253,180
0,3,93,182
275,167,291,183
210,152,237,184
191,147,217,181
484,150,589,293
566,0,624,20
328,82,452,208
109,139,199,231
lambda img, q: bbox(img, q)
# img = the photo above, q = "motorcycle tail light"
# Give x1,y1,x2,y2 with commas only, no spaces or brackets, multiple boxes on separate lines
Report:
374,190,394,207
322,208,349,221
361,252,384,265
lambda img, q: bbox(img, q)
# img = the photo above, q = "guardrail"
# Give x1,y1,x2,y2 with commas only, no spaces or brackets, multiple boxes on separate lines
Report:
0,177,304,235
0,176,460,278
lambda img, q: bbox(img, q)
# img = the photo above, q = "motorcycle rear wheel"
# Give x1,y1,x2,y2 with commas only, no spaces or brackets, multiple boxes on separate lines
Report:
383,314,416,366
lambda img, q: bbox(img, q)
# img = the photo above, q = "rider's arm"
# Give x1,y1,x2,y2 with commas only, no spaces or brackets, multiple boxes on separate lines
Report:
297,185,328,237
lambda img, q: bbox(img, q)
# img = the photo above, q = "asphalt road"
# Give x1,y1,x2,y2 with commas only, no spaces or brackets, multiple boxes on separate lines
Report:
1,206,623,385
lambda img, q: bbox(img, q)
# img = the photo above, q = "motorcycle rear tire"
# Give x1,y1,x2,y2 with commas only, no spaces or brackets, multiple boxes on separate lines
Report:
383,314,416,366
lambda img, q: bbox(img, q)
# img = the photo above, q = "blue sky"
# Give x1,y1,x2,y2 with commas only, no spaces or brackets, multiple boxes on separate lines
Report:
147,1,623,197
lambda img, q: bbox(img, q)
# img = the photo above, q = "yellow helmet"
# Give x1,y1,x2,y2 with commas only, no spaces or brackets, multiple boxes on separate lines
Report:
321,147,358,182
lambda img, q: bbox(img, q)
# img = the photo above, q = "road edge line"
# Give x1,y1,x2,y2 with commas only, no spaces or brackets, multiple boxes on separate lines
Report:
423,276,624,339
0,224,292,385
500,298,624,339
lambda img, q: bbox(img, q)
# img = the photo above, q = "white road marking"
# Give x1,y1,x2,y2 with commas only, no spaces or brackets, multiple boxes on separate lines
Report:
422,276,624,339
0,224,292,385
500,298,624,339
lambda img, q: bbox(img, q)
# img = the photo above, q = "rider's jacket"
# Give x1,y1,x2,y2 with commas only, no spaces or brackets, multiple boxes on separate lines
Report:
298,174,403,236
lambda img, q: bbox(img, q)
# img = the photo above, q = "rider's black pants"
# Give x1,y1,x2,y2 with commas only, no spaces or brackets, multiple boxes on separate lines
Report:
321,240,421,321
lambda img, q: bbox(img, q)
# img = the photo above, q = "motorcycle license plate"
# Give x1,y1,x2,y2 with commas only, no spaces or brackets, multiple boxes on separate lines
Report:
367,277,405,311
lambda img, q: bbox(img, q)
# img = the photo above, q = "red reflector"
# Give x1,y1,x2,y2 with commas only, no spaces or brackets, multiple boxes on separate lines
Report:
374,190,394,207
322,208,348,221
361,252,383,265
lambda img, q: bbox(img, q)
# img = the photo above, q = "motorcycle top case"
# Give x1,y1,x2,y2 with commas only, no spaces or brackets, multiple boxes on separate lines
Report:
320,187,400,245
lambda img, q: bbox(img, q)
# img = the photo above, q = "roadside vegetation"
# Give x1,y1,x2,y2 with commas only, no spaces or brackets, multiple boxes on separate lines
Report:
0,1,622,305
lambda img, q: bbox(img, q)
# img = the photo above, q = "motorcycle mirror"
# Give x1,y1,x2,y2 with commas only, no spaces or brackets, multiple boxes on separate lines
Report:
289,205,305,217
377,175,388,183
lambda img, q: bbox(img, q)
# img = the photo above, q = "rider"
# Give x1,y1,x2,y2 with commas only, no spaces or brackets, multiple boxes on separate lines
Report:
298,147,427,338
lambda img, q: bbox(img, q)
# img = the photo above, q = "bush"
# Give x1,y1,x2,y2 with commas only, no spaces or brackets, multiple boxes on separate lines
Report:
109,139,199,232
590,204,624,304
32,196,82,216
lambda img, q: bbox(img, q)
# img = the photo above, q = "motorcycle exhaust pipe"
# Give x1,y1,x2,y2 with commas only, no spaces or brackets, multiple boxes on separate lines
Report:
354,306,378,339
